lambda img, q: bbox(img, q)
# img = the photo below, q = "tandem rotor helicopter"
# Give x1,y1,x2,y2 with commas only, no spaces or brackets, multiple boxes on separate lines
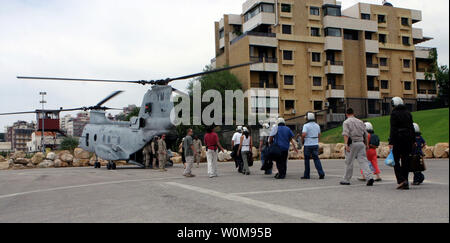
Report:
3,62,255,170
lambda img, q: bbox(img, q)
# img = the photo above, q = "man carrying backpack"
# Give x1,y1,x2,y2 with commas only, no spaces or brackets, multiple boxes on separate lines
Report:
358,122,382,182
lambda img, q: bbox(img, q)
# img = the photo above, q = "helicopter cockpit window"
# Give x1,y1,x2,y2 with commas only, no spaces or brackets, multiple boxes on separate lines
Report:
145,103,152,114
94,135,97,142
86,133,89,147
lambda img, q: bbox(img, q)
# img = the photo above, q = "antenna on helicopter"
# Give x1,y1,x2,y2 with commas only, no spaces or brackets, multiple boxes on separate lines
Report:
17,62,257,86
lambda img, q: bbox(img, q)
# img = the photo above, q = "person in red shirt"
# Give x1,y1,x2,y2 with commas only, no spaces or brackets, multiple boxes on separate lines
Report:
359,122,382,182
204,126,225,178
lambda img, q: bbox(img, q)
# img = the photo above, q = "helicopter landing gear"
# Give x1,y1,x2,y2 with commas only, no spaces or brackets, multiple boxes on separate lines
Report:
94,161,101,168
106,161,116,170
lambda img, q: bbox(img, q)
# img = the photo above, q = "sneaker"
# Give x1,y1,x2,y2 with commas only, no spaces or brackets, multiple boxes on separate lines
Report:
319,175,325,180
397,181,410,190
340,181,351,185
274,173,280,179
367,179,374,186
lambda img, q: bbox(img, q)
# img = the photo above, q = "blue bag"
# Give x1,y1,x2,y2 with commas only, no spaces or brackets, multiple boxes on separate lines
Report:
385,150,395,167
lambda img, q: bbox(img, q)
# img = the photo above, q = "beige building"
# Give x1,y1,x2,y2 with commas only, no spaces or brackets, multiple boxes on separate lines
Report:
213,0,437,126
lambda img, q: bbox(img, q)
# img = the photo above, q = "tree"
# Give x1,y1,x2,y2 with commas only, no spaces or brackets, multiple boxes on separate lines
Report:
60,136,79,151
426,49,449,105
126,107,140,121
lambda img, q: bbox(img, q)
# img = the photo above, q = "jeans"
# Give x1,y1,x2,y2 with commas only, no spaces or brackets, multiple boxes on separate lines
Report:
304,145,325,178
275,151,289,178
261,148,272,174
241,151,251,174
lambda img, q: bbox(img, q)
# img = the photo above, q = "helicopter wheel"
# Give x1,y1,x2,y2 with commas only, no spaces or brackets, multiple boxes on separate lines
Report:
106,162,112,170
94,162,101,168
112,163,117,170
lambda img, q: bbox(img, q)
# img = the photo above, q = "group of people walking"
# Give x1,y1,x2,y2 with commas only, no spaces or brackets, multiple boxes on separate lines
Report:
151,96,427,191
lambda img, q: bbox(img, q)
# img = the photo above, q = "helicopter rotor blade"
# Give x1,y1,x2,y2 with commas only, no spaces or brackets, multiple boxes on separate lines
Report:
160,61,256,85
17,76,145,84
0,111,38,116
95,90,124,107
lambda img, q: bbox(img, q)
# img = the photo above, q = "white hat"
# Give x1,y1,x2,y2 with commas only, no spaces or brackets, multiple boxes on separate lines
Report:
243,127,249,132
413,123,420,133
277,118,286,125
306,112,315,121
263,123,270,129
392,97,404,107
365,122,374,132
237,126,243,132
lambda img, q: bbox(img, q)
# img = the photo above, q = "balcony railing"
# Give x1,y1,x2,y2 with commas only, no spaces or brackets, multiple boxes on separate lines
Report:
329,85,345,90
325,60,344,66
428,89,437,94
368,87,380,91
418,89,427,94
418,89,437,95
367,63,379,68
231,31,276,45
250,56,278,63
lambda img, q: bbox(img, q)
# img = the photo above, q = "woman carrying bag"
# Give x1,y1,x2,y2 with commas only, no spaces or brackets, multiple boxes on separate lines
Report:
238,127,252,175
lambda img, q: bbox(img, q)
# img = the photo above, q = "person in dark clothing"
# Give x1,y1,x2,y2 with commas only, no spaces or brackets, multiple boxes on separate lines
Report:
389,97,415,190
413,123,426,185
269,118,299,179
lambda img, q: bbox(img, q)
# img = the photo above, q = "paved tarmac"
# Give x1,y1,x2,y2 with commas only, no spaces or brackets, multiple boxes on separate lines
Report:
0,159,448,223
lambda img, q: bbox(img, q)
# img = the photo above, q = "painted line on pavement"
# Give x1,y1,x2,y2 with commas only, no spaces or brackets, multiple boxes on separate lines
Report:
165,182,347,223
0,176,183,200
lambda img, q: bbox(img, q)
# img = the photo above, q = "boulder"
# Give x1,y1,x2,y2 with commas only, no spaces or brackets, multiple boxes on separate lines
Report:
74,148,91,159
14,158,31,165
116,161,128,166
26,163,36,168
0,155,5,162
72,158,90,167
55,159,70,168
423,146,435,159
38,160,55,168
201,147,207,162
171,156,183,164
218,151,225,162
378,144,391,158
332,143,346,159
31,152,45,165
434,143,449,158
289,151,301,160
89,155,108,166
46,152,56,161
252,147,259,159
11,151,26,160
0,162,10,170
319,144,331,159
13,164,25,170
60,153,74,163
224,151,232,161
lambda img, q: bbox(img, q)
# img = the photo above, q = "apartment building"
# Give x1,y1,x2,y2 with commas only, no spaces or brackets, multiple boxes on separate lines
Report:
213,0,437,126
5,121,36,152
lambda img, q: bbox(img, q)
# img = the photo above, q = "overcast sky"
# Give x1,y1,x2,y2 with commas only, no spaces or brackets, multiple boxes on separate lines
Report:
0,0,448,132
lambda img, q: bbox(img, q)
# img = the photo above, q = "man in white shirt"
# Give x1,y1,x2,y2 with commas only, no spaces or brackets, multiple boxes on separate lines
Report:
232,126,243,173
301,113,325,180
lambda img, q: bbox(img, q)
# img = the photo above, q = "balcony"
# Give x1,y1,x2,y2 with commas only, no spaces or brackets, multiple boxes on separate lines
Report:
324,60,344,75
415,46,434,59
417,89,438,99
365,40,379,53
366,63,380,76
367,88,381,99
243,12,276,33
231,31,276,46
323,16,377,32
326,85,345,98
250,57,278,72
324,37,343,51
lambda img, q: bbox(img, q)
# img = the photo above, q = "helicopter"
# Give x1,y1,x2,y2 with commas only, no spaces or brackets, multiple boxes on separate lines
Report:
14,62,256,170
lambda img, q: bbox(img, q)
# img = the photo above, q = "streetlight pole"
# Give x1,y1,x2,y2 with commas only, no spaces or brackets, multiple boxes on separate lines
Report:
40,92,47,153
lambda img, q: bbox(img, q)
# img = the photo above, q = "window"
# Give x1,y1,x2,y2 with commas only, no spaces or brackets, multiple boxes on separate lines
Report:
244,3,274,22
325,28,341,37
261,3,274,13
94,134,97,142
379,34,387,44
323,6,341,16
378,14,386,23
314,101,323,111
344,29,358,40
86,133,89,147
404,81,412,90
312,52,321,62
402,36,410,46
310,7,320,16
284,75,294,85
401,17,409,26
361,13,371,20
145,103,153,114
311,27,320,37
282,25,292,34
283,50,293,60
285,100,295,110
313,77,322,86
403,59,411,68
380,58,388,66
381,80,389,89
281,4,291,13
365,32,372,40
367,76,375,90
219,29,224,39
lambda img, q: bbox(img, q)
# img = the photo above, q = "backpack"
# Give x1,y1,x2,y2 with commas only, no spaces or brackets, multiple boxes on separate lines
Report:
369,134,380,148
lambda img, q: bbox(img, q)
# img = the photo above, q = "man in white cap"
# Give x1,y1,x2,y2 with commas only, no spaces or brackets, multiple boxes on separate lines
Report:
232,126,244,173
301,112,325,180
